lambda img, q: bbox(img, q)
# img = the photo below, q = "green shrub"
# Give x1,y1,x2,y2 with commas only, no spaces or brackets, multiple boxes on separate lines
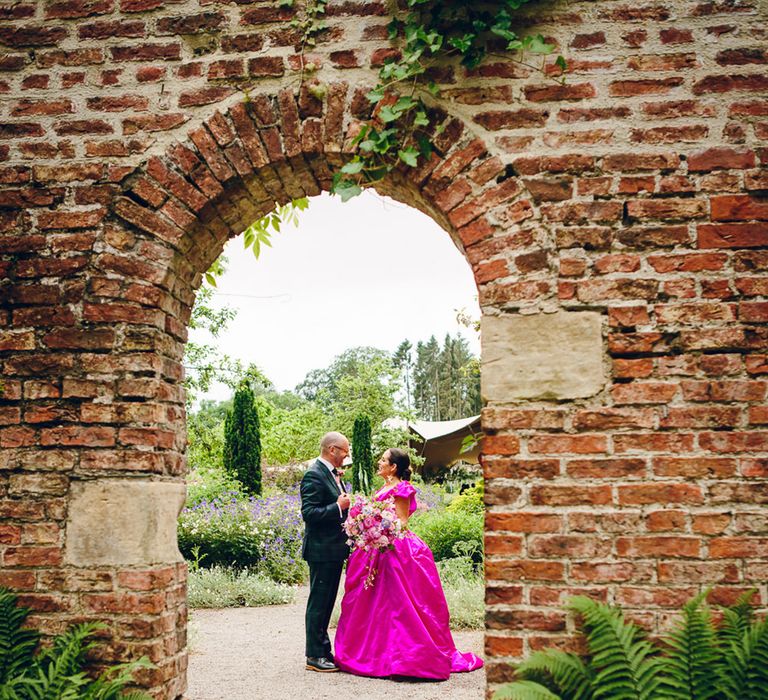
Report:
187,566,295,608
438,550,484,630
262,464,305,492
223,382,262,495
0,588,151,699
495,590,768,700
352,415,374,495
409,508,483,563
186,467,244,508
447,480,484,515
177,490,307,584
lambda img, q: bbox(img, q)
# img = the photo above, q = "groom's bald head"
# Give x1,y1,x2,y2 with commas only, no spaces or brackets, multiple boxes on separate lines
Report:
321,431,347,452
320,432,349,468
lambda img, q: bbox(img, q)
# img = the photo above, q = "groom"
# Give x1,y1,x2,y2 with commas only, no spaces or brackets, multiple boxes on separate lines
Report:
300,431,351,672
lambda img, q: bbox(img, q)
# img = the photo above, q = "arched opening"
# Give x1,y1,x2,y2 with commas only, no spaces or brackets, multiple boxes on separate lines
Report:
87,87,563,697
181,188,486,697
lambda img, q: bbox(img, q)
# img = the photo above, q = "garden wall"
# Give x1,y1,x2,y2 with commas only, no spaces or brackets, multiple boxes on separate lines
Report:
0,0,766,696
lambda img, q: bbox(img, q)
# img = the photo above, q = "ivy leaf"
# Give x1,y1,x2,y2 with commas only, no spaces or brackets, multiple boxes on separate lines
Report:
527,34,555,54
398,147,419,167
555,55,568,71
416,134,433,158
333,179,363,202
351,124,370,147
413,109,429,127
394,95,416,112
426,80,440,97
379,105,401,123
491,26,517,42
293,197,310,211
448,34,474,53
340,160,365,175
366,87,384,103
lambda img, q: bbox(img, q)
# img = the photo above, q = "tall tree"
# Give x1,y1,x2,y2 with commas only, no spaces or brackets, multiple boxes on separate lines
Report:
223,382,262,495
411,333,480,421
352,415,374,495
392,339,414,413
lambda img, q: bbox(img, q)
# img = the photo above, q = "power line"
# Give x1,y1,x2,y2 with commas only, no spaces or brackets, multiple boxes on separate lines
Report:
211,292,291,301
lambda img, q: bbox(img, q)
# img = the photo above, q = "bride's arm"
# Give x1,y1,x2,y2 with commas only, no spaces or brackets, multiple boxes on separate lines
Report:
393,496,410,526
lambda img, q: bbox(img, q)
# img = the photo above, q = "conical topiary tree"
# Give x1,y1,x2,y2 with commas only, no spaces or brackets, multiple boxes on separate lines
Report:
223,381,262,495
352,415,373,495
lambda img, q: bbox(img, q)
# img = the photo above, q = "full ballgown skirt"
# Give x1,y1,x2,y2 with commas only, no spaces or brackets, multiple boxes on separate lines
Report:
334,481,483,679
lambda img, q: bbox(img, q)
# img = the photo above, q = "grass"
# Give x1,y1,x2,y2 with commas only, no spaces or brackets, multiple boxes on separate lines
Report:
440,559,484,630
188,566,296,608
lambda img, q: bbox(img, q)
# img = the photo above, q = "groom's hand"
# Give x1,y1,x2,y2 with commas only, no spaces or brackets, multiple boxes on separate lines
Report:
337,493,350,511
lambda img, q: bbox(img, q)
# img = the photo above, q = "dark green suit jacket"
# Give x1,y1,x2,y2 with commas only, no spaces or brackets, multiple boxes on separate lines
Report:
300,459,350,562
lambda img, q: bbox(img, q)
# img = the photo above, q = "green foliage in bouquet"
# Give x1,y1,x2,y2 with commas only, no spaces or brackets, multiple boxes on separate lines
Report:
352,415,374,495
495,591,768,700
224,382,262,495
0,588,151,700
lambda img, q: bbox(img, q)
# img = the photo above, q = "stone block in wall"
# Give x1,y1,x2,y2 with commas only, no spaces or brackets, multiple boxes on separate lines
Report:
481,311,605,401
65,479,185,566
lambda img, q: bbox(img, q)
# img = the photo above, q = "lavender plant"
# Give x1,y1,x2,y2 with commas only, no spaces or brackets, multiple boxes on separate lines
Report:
178,488,307,584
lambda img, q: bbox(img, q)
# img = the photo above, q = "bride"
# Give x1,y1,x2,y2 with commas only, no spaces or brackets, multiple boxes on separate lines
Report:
334,448,483,679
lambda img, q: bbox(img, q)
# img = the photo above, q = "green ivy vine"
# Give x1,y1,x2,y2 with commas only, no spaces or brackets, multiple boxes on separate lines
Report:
327,0,565,201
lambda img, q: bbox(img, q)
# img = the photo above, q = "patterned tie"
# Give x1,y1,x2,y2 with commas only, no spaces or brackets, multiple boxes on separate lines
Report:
332,467,342,492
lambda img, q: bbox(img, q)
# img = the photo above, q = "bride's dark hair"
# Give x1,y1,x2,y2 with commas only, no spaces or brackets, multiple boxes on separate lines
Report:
388,448,412,480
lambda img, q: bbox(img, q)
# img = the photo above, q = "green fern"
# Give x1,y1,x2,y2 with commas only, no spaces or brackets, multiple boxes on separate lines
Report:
719,615,768,700
719,590,756,651
495,679,564,699
517,650,594,700
0,591,39,684
0,588,152,700
495,592,768,700
657,591,719,700
569,596,662,700
82,658,154,700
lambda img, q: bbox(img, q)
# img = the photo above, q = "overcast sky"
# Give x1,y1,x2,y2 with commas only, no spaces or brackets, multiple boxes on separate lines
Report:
189,190,481,401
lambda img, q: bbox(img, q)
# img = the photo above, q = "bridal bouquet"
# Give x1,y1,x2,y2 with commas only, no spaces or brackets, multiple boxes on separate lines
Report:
344,496,404,588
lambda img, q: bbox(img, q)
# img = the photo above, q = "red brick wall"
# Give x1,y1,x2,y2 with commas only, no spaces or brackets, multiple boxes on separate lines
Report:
0,0,766,697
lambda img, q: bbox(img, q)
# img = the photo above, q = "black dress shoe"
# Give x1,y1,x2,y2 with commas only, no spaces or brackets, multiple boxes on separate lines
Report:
306,656,338,672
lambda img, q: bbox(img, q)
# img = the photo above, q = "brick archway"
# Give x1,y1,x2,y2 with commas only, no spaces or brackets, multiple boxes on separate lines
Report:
1,0,767,697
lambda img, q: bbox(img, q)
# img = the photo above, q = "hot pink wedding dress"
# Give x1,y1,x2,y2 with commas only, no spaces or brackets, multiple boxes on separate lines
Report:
334,481,484,679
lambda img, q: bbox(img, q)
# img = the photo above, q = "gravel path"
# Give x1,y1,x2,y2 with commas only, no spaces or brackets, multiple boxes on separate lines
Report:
187,586,485,700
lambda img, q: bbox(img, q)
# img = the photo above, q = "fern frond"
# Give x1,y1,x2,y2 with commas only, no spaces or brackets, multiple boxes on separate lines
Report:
718,614,768,700
0,589,40,684
494,679,563,700
83,657,154,700
656,590,719,700
744,617,768,700
517,650,594,700
569,596,662,700
719,589,757,650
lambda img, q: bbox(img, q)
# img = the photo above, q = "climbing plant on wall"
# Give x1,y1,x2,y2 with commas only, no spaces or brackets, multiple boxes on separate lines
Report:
314,0,565,200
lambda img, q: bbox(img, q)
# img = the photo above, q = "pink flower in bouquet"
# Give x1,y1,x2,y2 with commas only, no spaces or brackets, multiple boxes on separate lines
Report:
343,494,405,588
